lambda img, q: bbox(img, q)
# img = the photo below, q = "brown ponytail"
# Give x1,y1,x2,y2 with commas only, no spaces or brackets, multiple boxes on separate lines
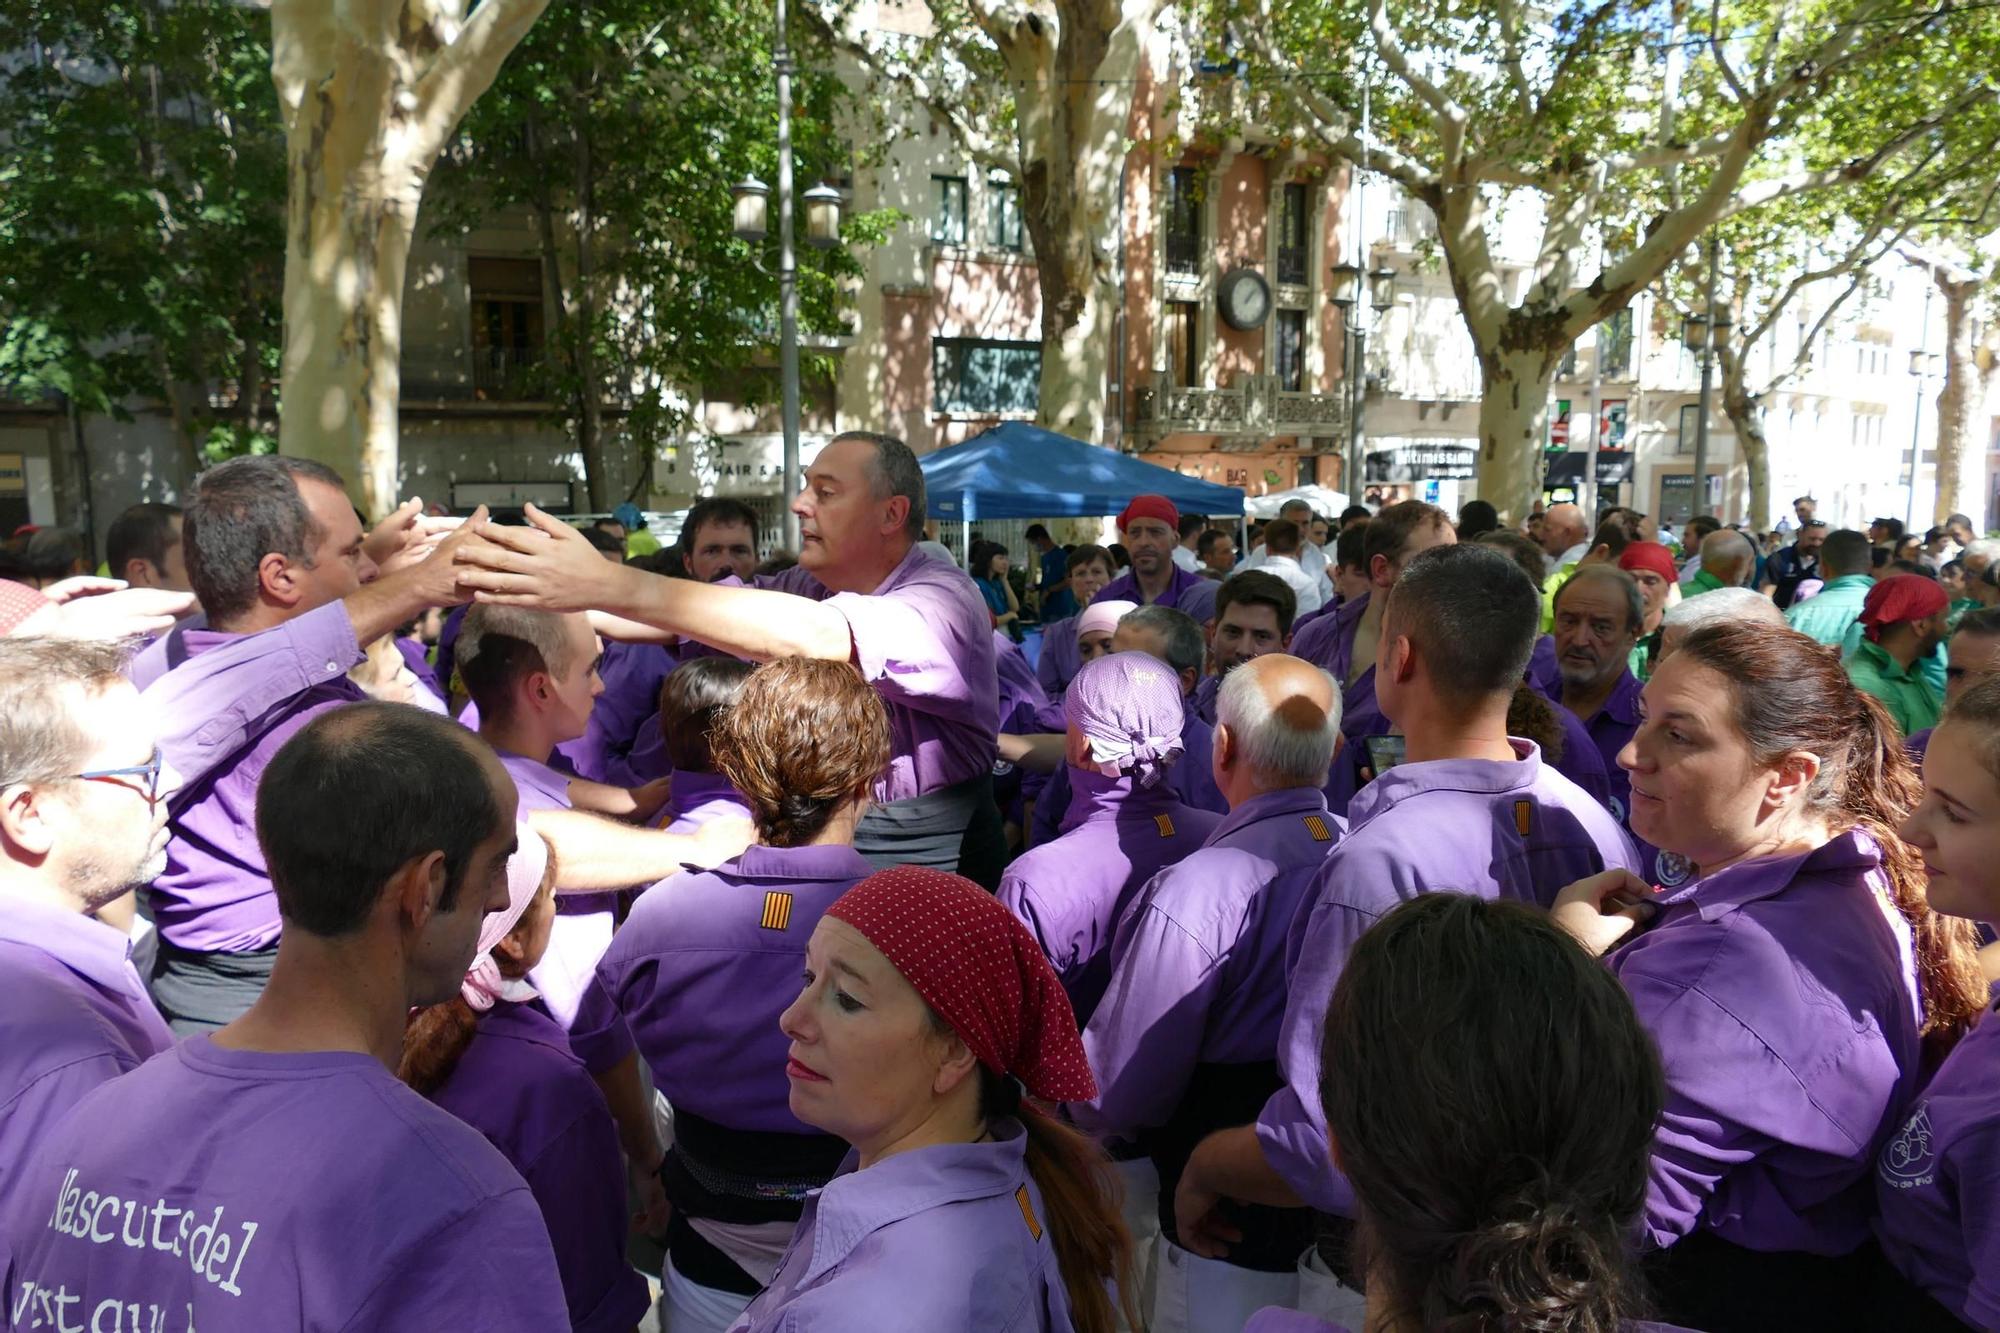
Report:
1680,623,1987,1045
977,1069,1140,1333
397,997,481,1097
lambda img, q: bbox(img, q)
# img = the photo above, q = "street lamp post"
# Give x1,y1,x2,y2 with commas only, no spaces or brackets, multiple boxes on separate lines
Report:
1331,260,1397,502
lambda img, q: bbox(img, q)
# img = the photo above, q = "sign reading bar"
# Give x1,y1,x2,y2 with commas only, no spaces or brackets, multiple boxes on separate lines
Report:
1366,443,1477,483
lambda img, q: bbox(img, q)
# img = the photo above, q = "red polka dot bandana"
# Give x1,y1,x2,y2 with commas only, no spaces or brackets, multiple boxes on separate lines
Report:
826,867,1097,1103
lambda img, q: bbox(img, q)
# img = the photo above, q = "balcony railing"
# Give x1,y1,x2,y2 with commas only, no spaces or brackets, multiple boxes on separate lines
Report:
1165,228,1201,278
400,347,550,403
1276,243,1309,286
1134,371,1348,440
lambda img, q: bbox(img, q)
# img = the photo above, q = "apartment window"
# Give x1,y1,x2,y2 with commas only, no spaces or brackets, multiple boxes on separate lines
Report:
468,256,545,397
1559,343,1578,379
932,175,968,245
1165,167,1201,277
1165,301,1200,387
1276,183,1309,285
1676,403,1701,455
1597,309,1634,378
987,175,1021,250
1275,308,1307,392
932,338,1039,414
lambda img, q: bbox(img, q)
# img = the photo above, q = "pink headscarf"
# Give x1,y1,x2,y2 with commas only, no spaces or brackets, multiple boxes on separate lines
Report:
1065,650,1185,789
461,823,549,1012
1077,598,1138,640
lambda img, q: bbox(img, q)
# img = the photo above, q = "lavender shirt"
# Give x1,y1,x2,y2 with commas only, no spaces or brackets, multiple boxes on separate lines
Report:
430,1000,648,1332
998,770,1222,1023
1527,633,1563,700
728,1120,1074,1333
1243,1316,1697,1333
0,1036,566,1332
765,546,999,803
1095,563,1219,625
1036,614,1085,698
556,641,672,785
1258,742,1640,1211
0,898,174,1201
1562,668,1669,877
1609,832,1923,1256
1077,787,1344,1139
1873,987,2000,1327
495,748,617,1029
657,769,753,834
571,843,872,1133
1287,594,1378,816
144,601,368,953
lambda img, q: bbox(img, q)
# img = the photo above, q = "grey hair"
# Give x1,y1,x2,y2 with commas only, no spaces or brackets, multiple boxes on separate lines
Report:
1697,528,1757,584
1662,587,1784,637
1554,565,1644,635
839,430,927,541
457,605,583,685
1119,604,1205,675
0,638,134,787
1216,661,1342,787
1963,538,2000,565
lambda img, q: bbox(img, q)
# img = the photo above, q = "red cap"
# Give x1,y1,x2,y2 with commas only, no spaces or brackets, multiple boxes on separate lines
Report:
1859,575,1948,642
1118,494,1179,532
1618,541,1678,586
826,867,1095,1102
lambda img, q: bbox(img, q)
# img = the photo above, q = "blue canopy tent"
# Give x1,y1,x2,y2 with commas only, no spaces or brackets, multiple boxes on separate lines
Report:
920,421,1245,522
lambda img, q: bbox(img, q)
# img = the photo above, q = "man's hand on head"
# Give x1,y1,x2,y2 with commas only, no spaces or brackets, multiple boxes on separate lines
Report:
456,504,637,614
398,505,489,607
363,498,466,575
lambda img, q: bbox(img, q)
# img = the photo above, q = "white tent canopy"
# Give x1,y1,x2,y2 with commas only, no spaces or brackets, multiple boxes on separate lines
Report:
1244,484,1352,520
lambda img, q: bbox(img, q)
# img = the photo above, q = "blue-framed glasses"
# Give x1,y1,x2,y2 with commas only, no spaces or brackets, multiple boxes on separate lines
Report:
67,749,165,804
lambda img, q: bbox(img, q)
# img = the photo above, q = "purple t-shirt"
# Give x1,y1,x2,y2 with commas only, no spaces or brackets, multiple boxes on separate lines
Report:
430,1001,649,1333
144,602,368,953
1258,741,1640,1211
571,843,872,1133
1609,832,1923,1256
0,899,174,1202
557,641,672,785
997,770,1222,1024
764,546,998,804
994,630,1062,734
1288,594,1379,816
1077,787,1343,1139
0,1036,566,1332
656,769,753,834
1036,613,1085,699
1873,987,2000,1328
1095,563,1219,626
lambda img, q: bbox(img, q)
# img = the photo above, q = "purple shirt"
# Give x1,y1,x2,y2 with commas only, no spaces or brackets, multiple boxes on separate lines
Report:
393,637,448,714
1077,787,1344,1139
557,641,672,785
1548,693,1614,809
766,546,998,803
1188,674,1220,726
657,769,753,834
728,1120,1074,1332
1096,563,1219,625
572,843,872,1132
495,748,617,1030
1244,1317,1695,1333
430,1000,648,1332
998,771,1222,1023
0,1036,566,1332
1873,987,2000,1327
0,898,174,1201
144,601,368,952
1608,832,1923,1256
1258,742,1640,1211
995,630,1063,734
1527,633,1563,700
1561,669,1668,877
1288,594,1379,816
1036,614,1084,699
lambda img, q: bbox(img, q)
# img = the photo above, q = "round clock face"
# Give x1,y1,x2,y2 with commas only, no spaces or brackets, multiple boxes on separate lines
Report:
1220,268,1271,330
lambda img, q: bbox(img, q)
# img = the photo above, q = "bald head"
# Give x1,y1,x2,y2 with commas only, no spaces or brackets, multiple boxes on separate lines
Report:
1216,653,1342,793
1540,503,1587,558
1698,528,1757,587
1659,585,1783,659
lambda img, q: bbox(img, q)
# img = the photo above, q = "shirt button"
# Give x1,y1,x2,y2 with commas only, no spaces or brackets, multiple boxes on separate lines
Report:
326,661,340,673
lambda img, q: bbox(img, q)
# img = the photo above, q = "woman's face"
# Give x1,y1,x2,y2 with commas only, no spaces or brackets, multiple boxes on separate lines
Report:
1619,653,1788,869
1077,628,1115,663
780,917,958,1154
1901,721,2000,924
1071,559,1113,606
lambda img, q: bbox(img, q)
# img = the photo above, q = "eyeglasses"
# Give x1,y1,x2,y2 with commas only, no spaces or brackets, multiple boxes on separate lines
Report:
67,748,166,805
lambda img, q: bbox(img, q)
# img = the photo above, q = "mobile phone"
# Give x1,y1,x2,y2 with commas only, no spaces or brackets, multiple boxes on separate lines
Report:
1364,734,1406,774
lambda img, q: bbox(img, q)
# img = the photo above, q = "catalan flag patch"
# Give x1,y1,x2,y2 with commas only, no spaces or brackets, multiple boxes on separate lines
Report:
1015,1185,1043,1240
1154,813,1176,838
1304,814,1333,843
760,891,794,931
1514,800,1532,837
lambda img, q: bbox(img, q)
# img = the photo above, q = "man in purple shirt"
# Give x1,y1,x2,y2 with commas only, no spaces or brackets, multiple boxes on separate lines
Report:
0,703,568,1332
457,432,1007,885
0,640,179,1201
1175,543,1639,1250
1552,565,1658,869
138,458,486,1032
1095,495,1220,626
1187,571,1297,726
1078,653,1344,1330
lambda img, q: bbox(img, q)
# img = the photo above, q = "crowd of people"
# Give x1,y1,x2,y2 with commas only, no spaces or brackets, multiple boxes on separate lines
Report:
2,443,1998,1333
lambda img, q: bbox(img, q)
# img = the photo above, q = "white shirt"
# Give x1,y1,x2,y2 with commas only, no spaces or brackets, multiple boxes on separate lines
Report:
1257,553,1324,617
1172,544,1202,572
1548,540,1591,574
1248,541,1334,603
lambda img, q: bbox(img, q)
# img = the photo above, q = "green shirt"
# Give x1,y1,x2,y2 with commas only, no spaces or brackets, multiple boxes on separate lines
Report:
1540,562,1580,634
1949,597,1980,632
1785,574,1874,647
1845,638,1942,737
1684,568,1729,599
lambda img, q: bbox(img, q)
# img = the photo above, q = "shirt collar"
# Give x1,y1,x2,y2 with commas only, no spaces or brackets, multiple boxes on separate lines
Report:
800,1121,1030,1287
1206,786,1331,844
0,893,144,999
1851,637,1919,681
1348,738,1542,827
1659,829,1883,922
725,843,875,883
670,770,745,807
1065,766,1181,821
1822,573,1876,592
1690,568,1728,594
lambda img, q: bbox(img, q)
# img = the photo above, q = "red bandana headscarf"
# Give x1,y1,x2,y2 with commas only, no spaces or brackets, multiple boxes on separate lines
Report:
1618,541,1678,587
825,867,1096,1102
1119,494,1180,533
1859,574,1948,642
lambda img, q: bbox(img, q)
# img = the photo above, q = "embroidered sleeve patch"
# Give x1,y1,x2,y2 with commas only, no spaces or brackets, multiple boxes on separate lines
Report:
1015,1185,1043,1240
1154,813,1176,838
760,891,794,931
1514,800,1532,837
1303,814,1333,843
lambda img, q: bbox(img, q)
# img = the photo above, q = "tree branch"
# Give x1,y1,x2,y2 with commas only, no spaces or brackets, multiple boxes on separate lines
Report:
805,8,1015,173
1239,11,1441,191
1366,0,1469,162
410,0,551,163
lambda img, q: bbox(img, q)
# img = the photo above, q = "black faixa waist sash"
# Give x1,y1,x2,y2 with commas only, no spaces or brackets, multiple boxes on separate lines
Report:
853,770,1006,890
1138,1059,1316,1274
661,1109,848,1226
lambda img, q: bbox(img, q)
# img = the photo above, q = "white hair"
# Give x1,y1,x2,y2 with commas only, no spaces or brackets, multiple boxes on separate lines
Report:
1963,538,2000,565
1216,662,1342,787
1662,587,1785,636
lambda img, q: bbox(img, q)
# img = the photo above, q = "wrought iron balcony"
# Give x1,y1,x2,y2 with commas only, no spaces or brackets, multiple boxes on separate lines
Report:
1133,371,1349,443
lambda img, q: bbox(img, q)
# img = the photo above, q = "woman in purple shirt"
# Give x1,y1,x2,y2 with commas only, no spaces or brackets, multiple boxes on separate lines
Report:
649,656,754,832
1245,893,1689,1333
734,867,1137,1332
1035,544,1117,699
1872,676,2000,1330
399,826,650,1333
1552,621,1988,1333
